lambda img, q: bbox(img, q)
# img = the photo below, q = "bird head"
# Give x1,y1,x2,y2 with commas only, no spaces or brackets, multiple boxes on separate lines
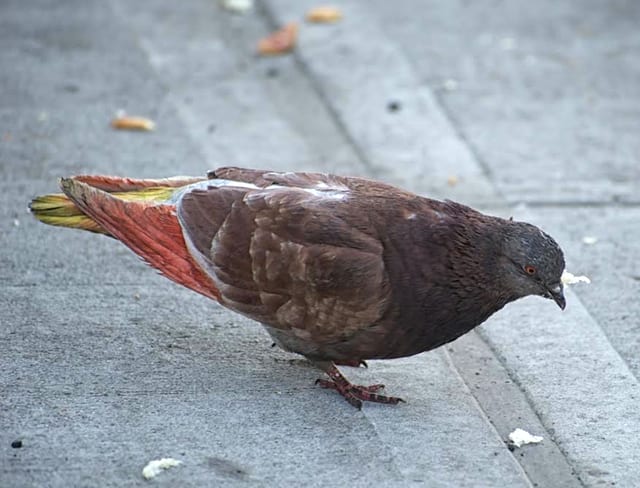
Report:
501,221,566,309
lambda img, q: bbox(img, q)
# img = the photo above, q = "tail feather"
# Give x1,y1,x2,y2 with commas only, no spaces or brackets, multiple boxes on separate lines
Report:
30,192,108,234
73,174,205,192
41,177,220,301
29,176,204,234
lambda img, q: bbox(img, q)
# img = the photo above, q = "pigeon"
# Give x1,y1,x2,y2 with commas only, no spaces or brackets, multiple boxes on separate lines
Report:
30,167,566,408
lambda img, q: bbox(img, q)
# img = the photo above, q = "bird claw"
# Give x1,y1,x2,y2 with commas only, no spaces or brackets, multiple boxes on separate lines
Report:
315,379,385,393
315,364,405,409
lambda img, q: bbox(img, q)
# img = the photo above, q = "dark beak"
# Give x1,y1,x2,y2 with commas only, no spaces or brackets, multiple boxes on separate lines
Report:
546,283,566,310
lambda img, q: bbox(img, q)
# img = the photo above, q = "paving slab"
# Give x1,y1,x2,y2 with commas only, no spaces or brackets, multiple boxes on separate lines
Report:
478,287,640,488
365,0,640,204
509,206,640,379
2,0,639,487
110,0,365,176
263,0,500,206
2,283,536,487
1,0,532,486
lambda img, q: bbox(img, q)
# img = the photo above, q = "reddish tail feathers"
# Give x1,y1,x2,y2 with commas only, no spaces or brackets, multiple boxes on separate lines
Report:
60,178,220,301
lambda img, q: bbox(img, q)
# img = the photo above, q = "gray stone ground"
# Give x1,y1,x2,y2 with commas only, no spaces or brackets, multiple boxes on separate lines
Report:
1,0,639,486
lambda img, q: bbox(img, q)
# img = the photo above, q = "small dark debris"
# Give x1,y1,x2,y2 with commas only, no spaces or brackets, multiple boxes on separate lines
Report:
507,443,515,452
62,84,79,93
207,457,250,480
11,440,23,449
266,67,279,78
387,101,401,112
208,124,216,133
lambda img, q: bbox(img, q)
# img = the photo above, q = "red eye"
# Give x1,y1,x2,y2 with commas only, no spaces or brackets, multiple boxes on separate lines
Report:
524,265,536,275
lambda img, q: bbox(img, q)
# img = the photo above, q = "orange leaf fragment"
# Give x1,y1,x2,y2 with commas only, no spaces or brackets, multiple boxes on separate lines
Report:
111,116,156,131
306,6,342,23
257,22,298,56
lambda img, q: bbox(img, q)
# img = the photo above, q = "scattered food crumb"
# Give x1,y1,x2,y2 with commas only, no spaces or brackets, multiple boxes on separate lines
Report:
220,0,253,13
447,175,459,186
13,218,20,227
257,23,298,56
111,116,155,132
133,293,140,300
11,440,23,449
508,428,543,448
387,101,401,112
306,6,342,23
443,79,458,91
142,458,182,480
582,236,598,245
561,271,591,285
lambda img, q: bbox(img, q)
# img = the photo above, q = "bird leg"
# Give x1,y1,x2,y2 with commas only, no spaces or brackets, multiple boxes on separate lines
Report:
313,362,405,409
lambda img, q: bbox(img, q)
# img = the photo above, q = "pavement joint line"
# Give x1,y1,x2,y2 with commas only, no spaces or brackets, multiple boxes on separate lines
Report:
429,89,507,201
556,290,640,386
442,347,536,488
255,0,382,179
363,2,505,201
246,0,611,482
473,284,640,486
257,0,593,481
106,0,213,171
449,332,588,488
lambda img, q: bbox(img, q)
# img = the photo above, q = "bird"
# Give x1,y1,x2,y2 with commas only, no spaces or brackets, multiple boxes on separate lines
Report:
30,167,566,409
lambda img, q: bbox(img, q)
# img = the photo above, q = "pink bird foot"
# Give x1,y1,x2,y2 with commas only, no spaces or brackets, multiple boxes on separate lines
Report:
315,364,405,409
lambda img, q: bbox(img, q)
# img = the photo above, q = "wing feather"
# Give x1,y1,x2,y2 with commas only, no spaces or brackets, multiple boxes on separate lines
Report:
177,182,391,342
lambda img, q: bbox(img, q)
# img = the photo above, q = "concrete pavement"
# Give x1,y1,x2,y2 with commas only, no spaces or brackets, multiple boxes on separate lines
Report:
2,0,639,486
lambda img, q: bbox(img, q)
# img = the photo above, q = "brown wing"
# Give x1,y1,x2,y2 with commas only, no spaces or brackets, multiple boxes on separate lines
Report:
177,183,391,343
208,166,415,198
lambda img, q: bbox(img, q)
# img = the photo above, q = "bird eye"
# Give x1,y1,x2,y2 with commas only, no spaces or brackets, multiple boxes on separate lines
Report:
524,265,536,275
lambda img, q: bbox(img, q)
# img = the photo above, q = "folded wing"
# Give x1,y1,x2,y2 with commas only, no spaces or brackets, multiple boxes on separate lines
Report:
177,181,392,342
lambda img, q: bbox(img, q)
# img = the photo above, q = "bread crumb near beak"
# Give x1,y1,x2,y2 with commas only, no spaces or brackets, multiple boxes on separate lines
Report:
142,458,182,480
220,0,253,13
508,428,543,448
561,270,591,285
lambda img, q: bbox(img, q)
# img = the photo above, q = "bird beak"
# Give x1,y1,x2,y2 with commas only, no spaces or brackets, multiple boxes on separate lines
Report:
546,283,566,310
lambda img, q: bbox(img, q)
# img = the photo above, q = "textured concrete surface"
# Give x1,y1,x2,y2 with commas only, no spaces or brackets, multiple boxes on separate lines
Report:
1,0,639,486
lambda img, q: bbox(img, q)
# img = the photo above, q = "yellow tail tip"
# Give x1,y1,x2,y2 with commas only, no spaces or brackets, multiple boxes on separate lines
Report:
31,179,181,235
29,192,107,234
